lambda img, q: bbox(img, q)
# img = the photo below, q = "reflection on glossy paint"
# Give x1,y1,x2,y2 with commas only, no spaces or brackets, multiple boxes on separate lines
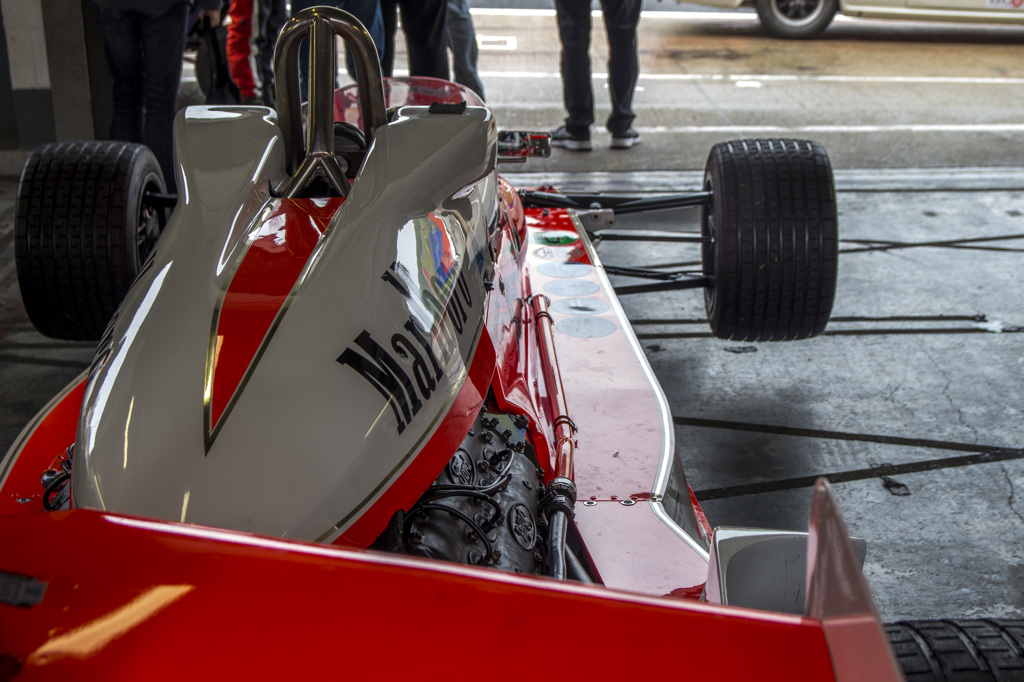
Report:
123,397,134,470
391,212,470,340
83,263,172,458
92,474,106,510
218,205,248,276
254,213,288,245
364,398,398,441
204,336,224,406
185,108,244,121
452,178,484,200
28,585,193,664
179,162,189,205
250,137,278,184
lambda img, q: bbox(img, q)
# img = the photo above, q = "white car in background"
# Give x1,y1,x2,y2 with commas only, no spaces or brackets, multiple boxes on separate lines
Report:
686,0,1024,38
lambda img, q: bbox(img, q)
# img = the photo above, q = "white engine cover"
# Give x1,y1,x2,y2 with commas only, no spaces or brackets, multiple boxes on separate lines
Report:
72,104,499,543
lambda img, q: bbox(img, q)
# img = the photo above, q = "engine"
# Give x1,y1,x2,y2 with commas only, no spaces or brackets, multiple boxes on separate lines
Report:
372,409,548,575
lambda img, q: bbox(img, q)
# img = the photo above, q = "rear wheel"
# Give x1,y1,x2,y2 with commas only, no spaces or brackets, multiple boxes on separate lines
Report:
755,0,837,39
701,138,838,342
887,619,1024,681
15,141,166,341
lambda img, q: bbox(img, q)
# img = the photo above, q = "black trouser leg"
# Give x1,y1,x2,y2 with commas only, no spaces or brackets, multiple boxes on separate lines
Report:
601,0,641,135
554,0,594,136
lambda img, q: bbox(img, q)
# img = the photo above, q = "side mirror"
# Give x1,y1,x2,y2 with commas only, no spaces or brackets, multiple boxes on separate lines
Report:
497,131,551,164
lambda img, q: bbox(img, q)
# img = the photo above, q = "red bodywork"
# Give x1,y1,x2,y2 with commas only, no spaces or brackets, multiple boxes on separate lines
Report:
1,510,839,680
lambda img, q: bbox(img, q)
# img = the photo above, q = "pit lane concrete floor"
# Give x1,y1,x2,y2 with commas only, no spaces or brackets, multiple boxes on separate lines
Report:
1,168,1021,623
504,166,1024,622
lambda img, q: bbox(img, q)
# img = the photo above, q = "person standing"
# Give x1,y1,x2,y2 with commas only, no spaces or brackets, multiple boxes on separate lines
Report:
550,0,642,151
380,0,450,80
447,0,485,100
93,0,222,190
225,0,287,106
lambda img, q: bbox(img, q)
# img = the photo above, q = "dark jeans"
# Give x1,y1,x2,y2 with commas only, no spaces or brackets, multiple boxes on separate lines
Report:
555,0,641,136
257,0,288,106
95,3,188,190
447,0,485,100
381,0,449,80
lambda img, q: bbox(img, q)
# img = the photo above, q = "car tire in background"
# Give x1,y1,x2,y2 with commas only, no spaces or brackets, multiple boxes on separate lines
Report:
15,141,167,341
887,619,1024,680
701,138,838,342
755,0,838,39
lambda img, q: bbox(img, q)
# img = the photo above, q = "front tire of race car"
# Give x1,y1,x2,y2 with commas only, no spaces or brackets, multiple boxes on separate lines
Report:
887,619,1024,680
701,138,838,342
15,141,166,341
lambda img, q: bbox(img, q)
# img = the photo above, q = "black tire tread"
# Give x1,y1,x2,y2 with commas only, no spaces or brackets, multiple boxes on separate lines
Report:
15,141,163,340
887,619,1024,681
702,138,837,342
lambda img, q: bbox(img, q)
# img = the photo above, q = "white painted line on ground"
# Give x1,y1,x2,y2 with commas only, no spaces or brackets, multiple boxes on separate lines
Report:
626,123,1024,133
481,71,563,79
468,6,1024,29
480,71,1024,85
469,8,754,20
470,8,557,16
640,73,1024,85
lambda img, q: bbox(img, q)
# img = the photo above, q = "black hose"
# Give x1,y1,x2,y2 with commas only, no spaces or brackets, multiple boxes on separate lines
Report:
547,510,568,580
42,471,71,511
565,546,593,584
413,488,503,529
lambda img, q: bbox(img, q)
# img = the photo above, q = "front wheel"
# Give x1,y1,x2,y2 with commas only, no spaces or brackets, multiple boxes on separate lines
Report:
755,0,838,39
701,139,838,342
15,141,167,341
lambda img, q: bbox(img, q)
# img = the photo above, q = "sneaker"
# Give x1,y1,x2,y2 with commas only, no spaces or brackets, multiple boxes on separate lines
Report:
610,128,641,149
550,125,592,152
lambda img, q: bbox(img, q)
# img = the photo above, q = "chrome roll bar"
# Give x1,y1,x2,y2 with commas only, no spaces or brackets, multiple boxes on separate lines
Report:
273,6,387,197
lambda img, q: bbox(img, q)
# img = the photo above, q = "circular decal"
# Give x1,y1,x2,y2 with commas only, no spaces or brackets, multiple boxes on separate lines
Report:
551,298,610,316
533,246,576,261
508,503,538,550
446,448,475,485
531,230,579,246
544,279,600,297
537,262,593,279
556,316,617,338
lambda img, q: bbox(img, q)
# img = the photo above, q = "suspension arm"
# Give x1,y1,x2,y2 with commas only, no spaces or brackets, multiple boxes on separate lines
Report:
519,190,713,214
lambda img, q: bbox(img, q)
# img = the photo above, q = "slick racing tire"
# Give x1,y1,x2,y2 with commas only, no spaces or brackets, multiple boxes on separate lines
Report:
16,141,167,340
755,0,837,39
701,138,838,342
887,619,1024,681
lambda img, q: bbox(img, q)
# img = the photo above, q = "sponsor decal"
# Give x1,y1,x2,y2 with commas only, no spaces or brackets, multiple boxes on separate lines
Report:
337,260,475,435
986,0,1023,8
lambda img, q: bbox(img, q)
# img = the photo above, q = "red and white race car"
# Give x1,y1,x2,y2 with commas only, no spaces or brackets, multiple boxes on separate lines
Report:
3,7,1008,680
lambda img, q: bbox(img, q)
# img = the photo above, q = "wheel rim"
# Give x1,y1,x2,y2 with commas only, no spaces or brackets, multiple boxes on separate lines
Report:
701,180,717,317
771,0,826,27
136,174,163,265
